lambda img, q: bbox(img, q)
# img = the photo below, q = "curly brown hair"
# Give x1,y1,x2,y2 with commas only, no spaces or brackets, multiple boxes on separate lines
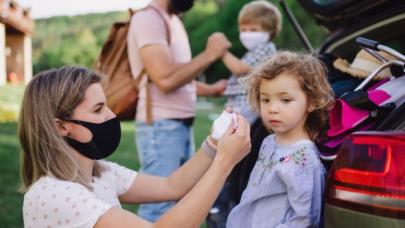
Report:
245,51,335,140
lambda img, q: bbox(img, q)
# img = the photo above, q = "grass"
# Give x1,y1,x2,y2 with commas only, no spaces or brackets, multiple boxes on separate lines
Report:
0,84,223,227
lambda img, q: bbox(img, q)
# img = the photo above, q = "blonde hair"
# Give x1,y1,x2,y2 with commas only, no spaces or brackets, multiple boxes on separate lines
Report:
19,66,105,192
238,0,282,38
246,51,335,140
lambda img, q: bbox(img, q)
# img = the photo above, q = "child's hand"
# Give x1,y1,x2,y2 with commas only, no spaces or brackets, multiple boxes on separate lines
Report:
210,79,227,96
205,33,231,61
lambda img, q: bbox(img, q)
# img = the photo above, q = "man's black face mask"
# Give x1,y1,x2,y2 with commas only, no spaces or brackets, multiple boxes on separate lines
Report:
168,0,195,15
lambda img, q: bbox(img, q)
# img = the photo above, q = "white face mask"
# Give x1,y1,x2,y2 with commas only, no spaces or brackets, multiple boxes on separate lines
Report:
239,32,270,51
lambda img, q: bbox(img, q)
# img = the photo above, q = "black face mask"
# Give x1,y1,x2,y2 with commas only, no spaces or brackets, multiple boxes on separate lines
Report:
63,117,121,160
168,0,195,15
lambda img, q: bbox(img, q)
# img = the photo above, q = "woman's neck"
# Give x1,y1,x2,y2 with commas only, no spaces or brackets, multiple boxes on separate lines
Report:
71,149,95,182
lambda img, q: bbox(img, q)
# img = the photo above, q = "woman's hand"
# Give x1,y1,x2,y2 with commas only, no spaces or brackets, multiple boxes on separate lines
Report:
215,113,251,167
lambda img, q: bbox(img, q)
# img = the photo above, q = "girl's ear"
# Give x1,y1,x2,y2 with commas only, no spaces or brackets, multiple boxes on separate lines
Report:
307,100,316,113
54,118,69,136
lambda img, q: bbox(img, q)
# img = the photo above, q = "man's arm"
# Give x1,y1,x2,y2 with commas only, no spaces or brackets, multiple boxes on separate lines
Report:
139,33,230,93
222,51,251,76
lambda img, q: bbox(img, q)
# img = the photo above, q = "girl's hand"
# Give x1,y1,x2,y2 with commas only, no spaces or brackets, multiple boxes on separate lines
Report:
216,113,251,167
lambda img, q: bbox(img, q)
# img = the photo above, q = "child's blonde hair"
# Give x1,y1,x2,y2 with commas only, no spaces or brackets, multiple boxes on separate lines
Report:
19,66,105,192
246,51,334,140
238,0,282,38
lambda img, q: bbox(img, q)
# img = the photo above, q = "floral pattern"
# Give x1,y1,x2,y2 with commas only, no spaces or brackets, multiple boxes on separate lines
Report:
253,146,307,187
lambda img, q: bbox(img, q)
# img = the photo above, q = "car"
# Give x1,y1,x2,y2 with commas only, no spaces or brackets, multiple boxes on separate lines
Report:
293,0,405,227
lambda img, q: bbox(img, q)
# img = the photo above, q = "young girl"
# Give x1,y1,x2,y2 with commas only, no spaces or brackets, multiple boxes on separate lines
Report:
226,51,334,228
19,66,251,228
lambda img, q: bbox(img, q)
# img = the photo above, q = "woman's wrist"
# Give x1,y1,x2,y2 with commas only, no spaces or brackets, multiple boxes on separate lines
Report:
201,137,217,159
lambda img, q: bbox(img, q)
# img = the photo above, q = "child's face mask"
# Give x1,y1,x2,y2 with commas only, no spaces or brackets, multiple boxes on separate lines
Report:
239,31,270,51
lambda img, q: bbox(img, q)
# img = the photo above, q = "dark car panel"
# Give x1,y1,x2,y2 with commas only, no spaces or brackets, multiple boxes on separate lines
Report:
297,0,404,32
325,204,405,228
293,0,405,227
290,0,405,61
320,11,405,59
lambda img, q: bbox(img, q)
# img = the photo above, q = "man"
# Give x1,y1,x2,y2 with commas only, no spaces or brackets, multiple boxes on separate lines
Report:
127,0,231,222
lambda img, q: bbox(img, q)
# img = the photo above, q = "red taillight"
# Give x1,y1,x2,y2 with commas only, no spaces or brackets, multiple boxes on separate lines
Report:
326,131,405,219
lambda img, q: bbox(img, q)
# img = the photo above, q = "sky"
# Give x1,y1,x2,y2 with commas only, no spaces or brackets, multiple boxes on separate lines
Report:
18,0,152,18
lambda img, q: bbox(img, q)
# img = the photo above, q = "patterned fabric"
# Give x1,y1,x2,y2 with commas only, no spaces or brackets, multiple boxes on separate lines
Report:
23,161,137,228
224,42,277,123
227,135,325,228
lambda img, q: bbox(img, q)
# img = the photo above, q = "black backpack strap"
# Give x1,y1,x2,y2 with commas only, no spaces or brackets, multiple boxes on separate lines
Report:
341,90,379,111
342,90,396,120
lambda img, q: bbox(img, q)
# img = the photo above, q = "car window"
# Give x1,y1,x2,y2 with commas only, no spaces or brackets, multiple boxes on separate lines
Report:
313,0,337,6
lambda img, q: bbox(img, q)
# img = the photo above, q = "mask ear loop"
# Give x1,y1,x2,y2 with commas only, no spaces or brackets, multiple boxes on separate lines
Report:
58,117,84,126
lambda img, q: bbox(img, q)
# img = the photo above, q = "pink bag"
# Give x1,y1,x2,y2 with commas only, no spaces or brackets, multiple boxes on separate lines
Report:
319,76,405,160
327,89,391,137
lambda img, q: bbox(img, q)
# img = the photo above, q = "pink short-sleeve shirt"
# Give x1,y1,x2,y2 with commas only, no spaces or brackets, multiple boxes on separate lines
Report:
127,2,196,122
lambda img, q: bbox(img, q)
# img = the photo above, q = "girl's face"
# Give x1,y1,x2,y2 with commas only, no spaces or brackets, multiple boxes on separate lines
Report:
259,72,312,142
66,83,115,143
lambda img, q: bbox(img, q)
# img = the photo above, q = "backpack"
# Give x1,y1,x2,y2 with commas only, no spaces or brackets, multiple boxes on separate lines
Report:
94,6,170,122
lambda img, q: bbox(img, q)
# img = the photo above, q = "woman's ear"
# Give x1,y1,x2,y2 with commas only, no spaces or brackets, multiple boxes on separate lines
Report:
54,118,69,136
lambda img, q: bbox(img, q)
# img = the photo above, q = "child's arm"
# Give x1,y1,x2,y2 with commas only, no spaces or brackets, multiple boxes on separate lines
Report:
276,162,323,228
196,80,227,97
222,52,251,76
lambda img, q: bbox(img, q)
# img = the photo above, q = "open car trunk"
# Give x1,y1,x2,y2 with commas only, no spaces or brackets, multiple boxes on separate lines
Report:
296,0,405,58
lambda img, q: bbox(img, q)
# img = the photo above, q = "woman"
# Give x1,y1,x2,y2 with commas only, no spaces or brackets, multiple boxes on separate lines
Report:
19,66,251,227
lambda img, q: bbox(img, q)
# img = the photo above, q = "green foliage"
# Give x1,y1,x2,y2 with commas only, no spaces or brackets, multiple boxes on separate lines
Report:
32,0,328,82
0,85,24,122
272,0,327,51
33,12,127,73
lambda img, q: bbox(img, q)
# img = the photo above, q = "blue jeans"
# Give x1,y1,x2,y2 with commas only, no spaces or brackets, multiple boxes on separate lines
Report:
135,119,195,222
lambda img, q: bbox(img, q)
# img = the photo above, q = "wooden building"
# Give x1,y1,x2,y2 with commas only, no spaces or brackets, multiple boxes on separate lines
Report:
0,0,33,85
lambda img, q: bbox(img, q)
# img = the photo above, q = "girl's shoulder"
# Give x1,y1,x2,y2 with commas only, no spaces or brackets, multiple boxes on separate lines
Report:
276,140,323,171
261,134,275,146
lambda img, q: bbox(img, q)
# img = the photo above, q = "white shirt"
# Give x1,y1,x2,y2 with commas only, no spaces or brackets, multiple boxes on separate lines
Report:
23,161,137,228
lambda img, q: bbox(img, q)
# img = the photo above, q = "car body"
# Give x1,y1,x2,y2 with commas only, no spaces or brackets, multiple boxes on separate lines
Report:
295,0,405,227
